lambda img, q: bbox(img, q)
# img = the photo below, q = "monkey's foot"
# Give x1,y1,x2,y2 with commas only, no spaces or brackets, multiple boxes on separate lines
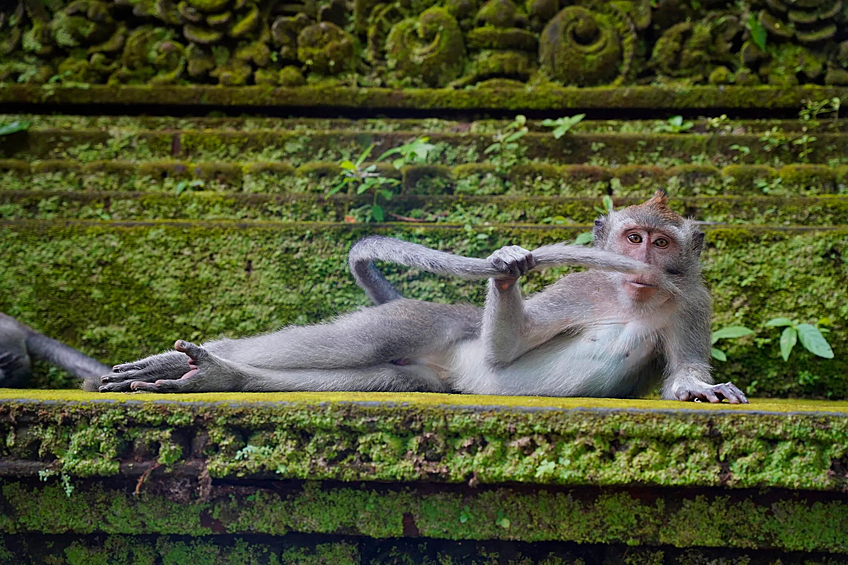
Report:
121,340,239,393
99,350,190,392
676,382,748,404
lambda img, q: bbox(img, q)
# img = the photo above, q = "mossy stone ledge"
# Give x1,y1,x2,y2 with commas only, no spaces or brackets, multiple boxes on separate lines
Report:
0,391,848,563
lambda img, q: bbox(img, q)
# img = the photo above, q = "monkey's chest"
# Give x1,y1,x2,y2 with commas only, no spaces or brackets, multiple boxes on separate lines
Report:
496,322,658,396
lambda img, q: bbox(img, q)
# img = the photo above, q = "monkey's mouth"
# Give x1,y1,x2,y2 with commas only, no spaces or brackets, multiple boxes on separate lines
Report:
626,279,656,288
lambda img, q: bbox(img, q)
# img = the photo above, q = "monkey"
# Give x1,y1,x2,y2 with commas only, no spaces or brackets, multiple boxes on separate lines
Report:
95,191,747,403
0,313,110,388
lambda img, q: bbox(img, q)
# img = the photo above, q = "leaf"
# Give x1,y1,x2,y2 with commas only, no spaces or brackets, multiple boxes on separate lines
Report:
541,119,556,127
484,143,499,154
391,158,405,169
780,326,798,362
356,184,371,194
573,232,594,245
748,14,767,52
796,324,834,359
514,115,526,126
371,204,384,222
379,189,393,200
711,347,727,362
711,326,754,341
340,160,356,171
505,129,526,143
0,120,30,136
765,317,794,327
669,115,683,127
355,144,375,167
376,147,400,162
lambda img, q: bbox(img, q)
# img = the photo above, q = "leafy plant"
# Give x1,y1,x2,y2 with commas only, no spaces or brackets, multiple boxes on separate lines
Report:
792,133,816,162
0,120,30,136
542,113,585,139
484,115,528,173
765,317,834,361
331,137,434,222
656,115,694,134
710,325,754,361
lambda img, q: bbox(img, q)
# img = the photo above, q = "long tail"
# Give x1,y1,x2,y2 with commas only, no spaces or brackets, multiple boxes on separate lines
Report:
349,236,662,305
11,316,110,390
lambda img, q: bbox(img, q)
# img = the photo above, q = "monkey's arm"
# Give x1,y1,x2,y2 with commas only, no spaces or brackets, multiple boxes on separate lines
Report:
659,288,748,404
349,236,653,305
479,247,604,367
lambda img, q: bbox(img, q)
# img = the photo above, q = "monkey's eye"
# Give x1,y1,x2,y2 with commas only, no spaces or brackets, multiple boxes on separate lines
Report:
627,233,642,244
654,238,669,248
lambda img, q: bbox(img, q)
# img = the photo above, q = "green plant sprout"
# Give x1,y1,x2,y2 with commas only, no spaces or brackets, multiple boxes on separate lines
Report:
765,317,834,361
710,325,754,361
541,114,585,139
656,115,694,134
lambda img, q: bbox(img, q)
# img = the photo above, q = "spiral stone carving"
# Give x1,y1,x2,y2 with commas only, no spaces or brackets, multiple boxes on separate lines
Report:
297,22,356,75
385,7,465,87
538,6,623,87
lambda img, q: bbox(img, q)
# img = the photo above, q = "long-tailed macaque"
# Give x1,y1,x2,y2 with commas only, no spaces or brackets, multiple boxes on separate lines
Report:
90,191,746,403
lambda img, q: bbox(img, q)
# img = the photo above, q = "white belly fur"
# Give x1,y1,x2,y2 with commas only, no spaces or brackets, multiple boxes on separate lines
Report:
449,322,658,396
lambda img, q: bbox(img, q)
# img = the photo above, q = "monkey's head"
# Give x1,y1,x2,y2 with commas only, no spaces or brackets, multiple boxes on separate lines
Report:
593,190,705,302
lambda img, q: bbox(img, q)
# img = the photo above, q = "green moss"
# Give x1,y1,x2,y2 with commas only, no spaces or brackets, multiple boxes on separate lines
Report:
2,85,847,111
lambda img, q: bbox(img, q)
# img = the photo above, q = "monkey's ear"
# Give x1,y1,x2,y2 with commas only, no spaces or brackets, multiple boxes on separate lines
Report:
692,230,705,256
593,218,606,244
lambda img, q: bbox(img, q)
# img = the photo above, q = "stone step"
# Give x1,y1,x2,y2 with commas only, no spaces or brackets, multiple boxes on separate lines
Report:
3,128,848,167
7,114,848,134
0,391,846,556
1,221,845,397
3,160,847,197
2,191,848,226
2,84,848,112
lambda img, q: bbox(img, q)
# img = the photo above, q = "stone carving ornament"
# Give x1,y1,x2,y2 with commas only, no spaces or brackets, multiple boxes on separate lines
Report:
0,0,846,87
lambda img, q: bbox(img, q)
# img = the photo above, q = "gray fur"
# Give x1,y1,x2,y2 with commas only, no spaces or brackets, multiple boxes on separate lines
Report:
98,199,747,403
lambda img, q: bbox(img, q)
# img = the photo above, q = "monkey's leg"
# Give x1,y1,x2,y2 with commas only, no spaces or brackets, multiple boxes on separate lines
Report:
197,299,479,371
102,340,446,393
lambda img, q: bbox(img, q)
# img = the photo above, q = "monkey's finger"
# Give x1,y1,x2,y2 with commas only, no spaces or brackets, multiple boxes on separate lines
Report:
174,340,207,362
131,376,199,393
718,382,748,404
98,380,136,392
112,362,143,373
703,389,721,403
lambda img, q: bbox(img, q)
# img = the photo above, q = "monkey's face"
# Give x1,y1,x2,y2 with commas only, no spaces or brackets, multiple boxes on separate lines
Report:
612,225,679,303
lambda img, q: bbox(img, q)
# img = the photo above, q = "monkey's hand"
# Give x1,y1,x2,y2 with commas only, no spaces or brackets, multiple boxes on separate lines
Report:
487,246,536,289
675,382,748,404
106,341,241,393
99,350,191,392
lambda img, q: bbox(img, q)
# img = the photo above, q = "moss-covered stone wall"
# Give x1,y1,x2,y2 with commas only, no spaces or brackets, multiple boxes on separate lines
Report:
1,393,848,563
2,0,848,92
